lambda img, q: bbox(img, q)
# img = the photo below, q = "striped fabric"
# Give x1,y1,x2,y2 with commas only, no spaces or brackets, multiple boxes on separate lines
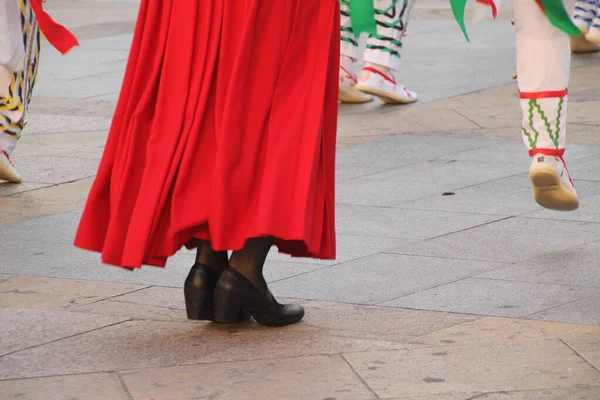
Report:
340,0,413,71
0,0,40,142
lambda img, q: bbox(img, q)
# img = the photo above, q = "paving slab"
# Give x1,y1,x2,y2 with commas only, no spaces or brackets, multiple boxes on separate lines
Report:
527,294,600,326
525,191,600,223
296,300,478,342
412,316,600,347
342,340,600,398
0,274,146,310
337,159,526,207
0,372,130,400
565,339,600,371
477,241,600,288
8,155,99,184
387,387,600,400
270,233,418,266
383,278,600,318
394,217,600,263
336,204,503,240
0,307,126,356
398,176,542,216
270,253,507,304
335,134,491,169
120,355,375,400
0,320,406,380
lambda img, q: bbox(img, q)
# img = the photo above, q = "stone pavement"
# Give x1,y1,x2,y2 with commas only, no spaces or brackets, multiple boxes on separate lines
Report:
1,0,600,399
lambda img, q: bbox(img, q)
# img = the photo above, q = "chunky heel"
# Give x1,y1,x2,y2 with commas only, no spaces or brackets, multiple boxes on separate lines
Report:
184,287,214,320
214,267,304,327
213,290,246,324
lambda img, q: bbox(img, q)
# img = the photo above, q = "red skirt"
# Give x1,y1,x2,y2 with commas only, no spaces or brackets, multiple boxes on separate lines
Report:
74,0,339,269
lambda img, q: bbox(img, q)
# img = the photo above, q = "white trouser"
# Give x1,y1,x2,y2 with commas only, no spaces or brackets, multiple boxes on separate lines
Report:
515,0,575,155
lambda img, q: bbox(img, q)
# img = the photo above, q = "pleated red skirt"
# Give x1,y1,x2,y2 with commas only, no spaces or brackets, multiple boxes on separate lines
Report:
74,0,339,269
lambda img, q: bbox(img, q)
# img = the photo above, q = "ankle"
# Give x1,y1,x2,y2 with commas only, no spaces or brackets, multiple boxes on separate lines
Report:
364,62,393,77
228,263,268,294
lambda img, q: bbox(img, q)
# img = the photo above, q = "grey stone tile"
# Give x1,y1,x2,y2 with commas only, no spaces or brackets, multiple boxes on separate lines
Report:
1,244,192,288
439,141,600,165
337,159,525,206
269,233,417,265
398,176,542,216
394,217,600,263
0,307,126,356
527,294,600,326
566,338,600,371
382,278,600,318
9,156,99,184
343,341,600,399
0,182,51,197
412,316,600,347
336,134,491,168
0,320,405,380
524,190,600,223
477,241,600,288
23,114,106,135
568,153,600,181
0,372,130,400
269,253,506,305
120,355,374,400
336,165,386,182
0,274,146,310
336,204,502,240
298,300,478,342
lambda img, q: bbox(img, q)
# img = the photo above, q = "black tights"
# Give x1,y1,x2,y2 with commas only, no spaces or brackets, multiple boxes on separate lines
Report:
195,237,274,293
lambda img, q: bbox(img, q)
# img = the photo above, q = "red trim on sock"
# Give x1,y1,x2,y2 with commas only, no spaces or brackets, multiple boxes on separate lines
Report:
477,0,498,18
530,148,573,186
529,148,565,157
362,67,396,85
340,65,357,84
519,89,568,99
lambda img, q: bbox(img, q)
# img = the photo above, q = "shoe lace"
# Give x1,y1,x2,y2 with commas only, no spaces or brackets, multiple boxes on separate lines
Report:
530,148,574,187
1,150,16,167
340,65,357,84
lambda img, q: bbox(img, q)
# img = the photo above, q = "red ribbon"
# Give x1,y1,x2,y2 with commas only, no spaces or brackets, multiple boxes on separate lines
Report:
477,0,497,18
519,89,568,99
29,0,79,54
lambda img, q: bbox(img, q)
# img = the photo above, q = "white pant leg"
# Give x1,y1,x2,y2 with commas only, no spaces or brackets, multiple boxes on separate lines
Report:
515,0,575,154
340,0,359,60
363,0,414,71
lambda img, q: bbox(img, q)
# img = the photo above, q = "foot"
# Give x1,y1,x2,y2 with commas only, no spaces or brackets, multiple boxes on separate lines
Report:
339,65,373,104
573,3,595,34
570,34,600,53
213,266,304,327
355,66,417,104
585,19,600,44
529,153,579,211
184,263,250,322
0,151,22,183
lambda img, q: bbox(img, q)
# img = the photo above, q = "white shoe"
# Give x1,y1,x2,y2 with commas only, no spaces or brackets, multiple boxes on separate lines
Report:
529,153,578,211
585,19,600,43
339,66,373,104
0,150,22,183
355,67,417,104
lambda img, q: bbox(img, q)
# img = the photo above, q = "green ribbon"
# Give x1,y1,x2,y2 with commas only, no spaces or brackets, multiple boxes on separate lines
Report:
449,0,580,43
539,0,581,37
449,0,470,42
348,0,377,38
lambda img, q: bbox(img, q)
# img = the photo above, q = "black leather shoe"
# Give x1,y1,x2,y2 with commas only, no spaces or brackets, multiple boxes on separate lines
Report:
184,263,250,322
213,266,304,327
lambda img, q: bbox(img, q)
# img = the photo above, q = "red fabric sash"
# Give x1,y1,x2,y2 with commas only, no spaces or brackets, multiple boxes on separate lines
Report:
30,0,79,54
